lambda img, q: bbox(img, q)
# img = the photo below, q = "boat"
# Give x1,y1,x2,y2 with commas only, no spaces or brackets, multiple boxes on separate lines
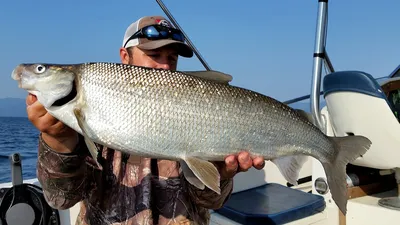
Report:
1,0,400,224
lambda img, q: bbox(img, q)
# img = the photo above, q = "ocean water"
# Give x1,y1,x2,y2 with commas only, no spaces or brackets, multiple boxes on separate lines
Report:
0,117,39,183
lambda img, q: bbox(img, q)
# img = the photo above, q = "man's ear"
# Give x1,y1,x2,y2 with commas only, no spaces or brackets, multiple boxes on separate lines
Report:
119,47,130,64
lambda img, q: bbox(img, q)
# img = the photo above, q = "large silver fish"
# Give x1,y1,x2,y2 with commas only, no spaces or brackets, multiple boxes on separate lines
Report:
12,62,371,215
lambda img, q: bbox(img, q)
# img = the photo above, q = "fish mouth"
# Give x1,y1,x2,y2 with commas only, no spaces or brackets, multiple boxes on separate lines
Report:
11,65,36,90
11,66,23,88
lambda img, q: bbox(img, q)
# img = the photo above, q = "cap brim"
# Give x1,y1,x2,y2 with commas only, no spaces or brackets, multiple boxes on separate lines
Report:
137,39,194,58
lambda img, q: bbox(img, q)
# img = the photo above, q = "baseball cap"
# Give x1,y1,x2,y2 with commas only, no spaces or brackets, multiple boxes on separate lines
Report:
122,16,194,58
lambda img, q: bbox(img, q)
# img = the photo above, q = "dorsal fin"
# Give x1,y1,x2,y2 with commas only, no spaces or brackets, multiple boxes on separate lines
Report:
183,70,233,84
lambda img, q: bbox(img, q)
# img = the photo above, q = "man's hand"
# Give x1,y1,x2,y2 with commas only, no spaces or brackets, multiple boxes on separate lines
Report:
214,151,265,179
26,94,79,153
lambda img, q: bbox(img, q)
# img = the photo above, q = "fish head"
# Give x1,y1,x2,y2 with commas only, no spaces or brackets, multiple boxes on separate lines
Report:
11,63,78,109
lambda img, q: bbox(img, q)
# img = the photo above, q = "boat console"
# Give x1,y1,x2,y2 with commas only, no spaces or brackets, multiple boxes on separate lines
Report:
322,70,400,210
0,153,61,225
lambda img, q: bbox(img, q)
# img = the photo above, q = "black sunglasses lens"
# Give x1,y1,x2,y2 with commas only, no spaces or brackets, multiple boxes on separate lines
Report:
143,26,160,38
140,25,185,41
172,33,184,41
159,30,169,37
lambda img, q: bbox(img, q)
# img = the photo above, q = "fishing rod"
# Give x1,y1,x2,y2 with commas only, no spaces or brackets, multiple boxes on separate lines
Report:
155,0,212,71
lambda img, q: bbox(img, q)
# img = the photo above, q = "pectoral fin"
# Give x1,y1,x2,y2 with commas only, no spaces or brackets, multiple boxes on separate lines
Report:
73,107,102,169
181,157,221,194
180,160,205,190
184,71,233,84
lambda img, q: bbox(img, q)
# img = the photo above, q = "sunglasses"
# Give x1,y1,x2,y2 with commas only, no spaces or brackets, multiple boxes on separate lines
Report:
123,25,186,48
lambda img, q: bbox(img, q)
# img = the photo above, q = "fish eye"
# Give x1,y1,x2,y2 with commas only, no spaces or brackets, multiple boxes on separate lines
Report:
34,64,46,74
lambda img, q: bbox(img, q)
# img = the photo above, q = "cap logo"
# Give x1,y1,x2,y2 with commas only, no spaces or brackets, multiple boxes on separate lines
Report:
155,19,171,28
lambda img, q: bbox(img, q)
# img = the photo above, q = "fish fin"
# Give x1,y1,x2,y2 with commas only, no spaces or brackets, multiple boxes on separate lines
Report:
183,157,221,194
294,109,315,124
73,107,102,170
183,71,232,84
323,135,371,215
272,155,308,185
180,160,205,190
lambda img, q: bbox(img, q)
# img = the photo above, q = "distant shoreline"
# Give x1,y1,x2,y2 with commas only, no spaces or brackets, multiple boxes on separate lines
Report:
0,97,28,118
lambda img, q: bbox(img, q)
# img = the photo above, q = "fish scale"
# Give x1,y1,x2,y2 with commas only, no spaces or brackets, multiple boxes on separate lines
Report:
12,62,372,215
79,63,328,160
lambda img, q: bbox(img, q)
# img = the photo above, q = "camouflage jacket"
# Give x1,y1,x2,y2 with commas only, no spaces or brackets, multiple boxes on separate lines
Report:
36,133,233,225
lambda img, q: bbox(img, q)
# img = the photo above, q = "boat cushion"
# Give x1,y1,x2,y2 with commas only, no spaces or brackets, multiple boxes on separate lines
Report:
214,183,326,225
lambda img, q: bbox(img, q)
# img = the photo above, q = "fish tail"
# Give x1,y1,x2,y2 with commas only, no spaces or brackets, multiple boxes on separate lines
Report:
322,135,372,215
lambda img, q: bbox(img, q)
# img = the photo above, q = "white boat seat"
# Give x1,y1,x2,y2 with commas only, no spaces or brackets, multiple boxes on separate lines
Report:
324,71,400,121
0,153,61,225
214,183,326,225
322,71,400,169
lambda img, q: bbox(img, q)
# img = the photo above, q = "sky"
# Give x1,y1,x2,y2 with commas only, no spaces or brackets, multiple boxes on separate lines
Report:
0,0,399,103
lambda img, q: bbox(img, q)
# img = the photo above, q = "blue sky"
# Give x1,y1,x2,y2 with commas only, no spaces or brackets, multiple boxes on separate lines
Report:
1,0,399,102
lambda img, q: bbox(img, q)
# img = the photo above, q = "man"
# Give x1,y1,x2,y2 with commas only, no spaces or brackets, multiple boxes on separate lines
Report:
26,16,265,225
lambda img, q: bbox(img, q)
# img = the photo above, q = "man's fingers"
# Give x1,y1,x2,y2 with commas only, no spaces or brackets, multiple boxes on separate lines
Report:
48,120,70,136
237,151,252,172
37,113,61,132
27,100,48,122
252,156,265,170
225,155,238,171
26,94,37,106
217,152,266,180
218,155,238,179
27,104,60,134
